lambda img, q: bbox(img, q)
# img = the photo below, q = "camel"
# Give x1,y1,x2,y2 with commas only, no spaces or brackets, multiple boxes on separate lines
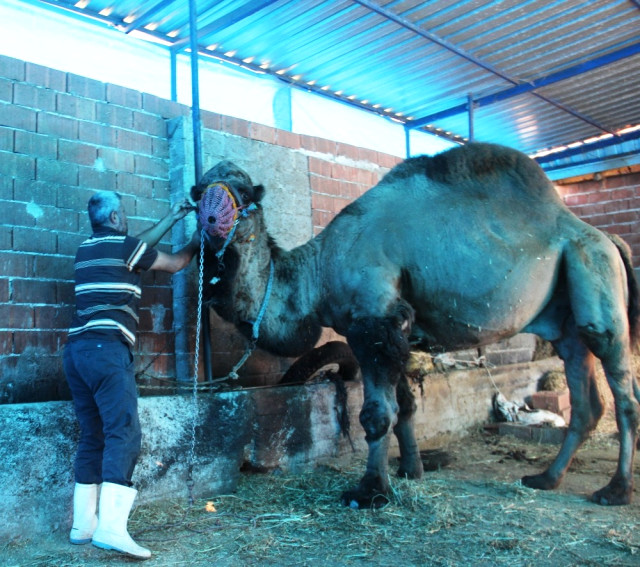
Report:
191,142,640,508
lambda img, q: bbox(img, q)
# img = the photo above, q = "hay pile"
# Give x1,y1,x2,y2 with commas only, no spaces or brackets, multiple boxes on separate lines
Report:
4,356,640,566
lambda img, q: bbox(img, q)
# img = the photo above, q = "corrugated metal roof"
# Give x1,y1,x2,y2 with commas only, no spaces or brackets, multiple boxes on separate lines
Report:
27,0,640,169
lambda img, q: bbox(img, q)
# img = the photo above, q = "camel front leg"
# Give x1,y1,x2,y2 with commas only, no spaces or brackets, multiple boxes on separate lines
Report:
342,304,412,508
341,384,396,509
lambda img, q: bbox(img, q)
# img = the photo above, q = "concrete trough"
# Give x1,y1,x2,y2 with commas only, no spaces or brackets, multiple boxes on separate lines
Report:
0,358,562,542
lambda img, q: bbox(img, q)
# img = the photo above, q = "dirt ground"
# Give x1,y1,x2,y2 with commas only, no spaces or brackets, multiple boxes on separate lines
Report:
4,354,640,567
3,420,640,566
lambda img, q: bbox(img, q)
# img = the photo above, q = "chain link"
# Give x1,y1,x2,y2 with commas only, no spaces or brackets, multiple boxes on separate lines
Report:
186,228,206,505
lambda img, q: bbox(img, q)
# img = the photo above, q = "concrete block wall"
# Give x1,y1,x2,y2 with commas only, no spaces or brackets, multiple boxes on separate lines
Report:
0,54,190,401
0,54,402,398
2,51,639,400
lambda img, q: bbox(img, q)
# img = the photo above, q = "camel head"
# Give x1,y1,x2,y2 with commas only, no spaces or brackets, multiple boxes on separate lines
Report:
191,161,265,237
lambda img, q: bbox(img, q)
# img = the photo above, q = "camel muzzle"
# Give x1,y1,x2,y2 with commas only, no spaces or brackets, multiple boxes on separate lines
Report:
198,182,239,238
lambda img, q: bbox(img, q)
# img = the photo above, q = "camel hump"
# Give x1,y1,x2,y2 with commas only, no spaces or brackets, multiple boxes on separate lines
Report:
385,142,558,202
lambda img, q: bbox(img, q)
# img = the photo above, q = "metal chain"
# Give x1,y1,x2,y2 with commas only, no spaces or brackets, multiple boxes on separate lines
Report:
186,228,206,505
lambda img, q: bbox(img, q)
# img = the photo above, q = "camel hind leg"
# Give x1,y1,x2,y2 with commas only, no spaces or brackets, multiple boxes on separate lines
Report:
541,235,638,504
522,322,604,491
394,374,423,479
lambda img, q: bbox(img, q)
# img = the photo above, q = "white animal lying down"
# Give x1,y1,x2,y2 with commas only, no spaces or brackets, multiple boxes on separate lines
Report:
493,392,566,427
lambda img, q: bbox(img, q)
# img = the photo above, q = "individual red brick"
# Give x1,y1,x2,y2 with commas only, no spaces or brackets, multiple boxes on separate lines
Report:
37,112,78,140
33,255,74,280
275,129,300,149
13,227,57,254
66,73,105,101
132,111,165,137
530,390,571,414
0,79,11,103
0,251,33,278
96,147,135,172
36,158,79,186
0,126,13,151
13,330,62,353
0,55,25,81
134,154,167,178
0,330,12,354
34,305,72,330
116,129,152,154
151,137,169,159
58,139,97,166
106,84,142,109
313,137,337,154
142,93,185,119
78,121,117,147
250,122,276,144
200,110,222,131
116,172,154,199
12,278,57,304
221,115,250,138
0,101,37,131
25,62,66,91
0,304,34,329
311,192,334,212
78,166,117,192
13,83,56,112
56,231,85,257
0,151,35,180
0,278,9,302
57,93,96,121
308,156,332,177
96,101,133,128
14,130,57,159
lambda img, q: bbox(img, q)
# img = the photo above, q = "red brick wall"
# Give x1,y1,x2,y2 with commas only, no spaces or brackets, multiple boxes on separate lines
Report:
555,170,640,267
1,51,638,400
308,149,400,236
0,55,192,397
0,54,399,398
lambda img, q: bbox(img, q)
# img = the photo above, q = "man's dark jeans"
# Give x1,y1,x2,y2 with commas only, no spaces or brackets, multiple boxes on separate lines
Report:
63,338,141,486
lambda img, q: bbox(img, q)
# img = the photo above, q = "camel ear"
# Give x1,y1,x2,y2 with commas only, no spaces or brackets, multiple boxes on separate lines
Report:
253,184,265,203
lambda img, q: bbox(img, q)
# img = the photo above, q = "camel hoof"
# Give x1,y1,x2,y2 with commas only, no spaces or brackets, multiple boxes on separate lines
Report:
591,480,633,506
340,489,389,510
397,461,423,480
521,471,561,491
340,475,389,509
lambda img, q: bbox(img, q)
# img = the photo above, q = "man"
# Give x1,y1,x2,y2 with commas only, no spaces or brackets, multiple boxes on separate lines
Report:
63,190,199,560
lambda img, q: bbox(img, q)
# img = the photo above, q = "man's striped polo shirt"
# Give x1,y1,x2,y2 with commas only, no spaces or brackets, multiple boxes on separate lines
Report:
67,227,158,347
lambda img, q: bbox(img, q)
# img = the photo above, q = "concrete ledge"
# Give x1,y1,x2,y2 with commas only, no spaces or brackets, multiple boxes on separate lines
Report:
0,357,562,541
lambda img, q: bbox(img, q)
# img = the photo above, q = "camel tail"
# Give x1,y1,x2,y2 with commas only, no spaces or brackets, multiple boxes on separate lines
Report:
607,233,640,346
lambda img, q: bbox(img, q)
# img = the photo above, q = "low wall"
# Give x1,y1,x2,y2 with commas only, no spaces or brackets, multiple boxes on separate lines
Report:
0,358,562,542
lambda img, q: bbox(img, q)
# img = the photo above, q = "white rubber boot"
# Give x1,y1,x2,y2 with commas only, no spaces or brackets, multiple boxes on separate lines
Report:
69,483,99,544
92,482,151,559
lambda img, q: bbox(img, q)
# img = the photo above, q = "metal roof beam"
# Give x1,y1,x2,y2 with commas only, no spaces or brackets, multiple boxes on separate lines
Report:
534,129,640,164
409,42,640,128
123,0,177,34
170,0,279,52
352,0,521,84
356,0,622,136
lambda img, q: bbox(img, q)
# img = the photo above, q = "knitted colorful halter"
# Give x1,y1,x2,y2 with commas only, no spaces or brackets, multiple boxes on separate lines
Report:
198,182,239,238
